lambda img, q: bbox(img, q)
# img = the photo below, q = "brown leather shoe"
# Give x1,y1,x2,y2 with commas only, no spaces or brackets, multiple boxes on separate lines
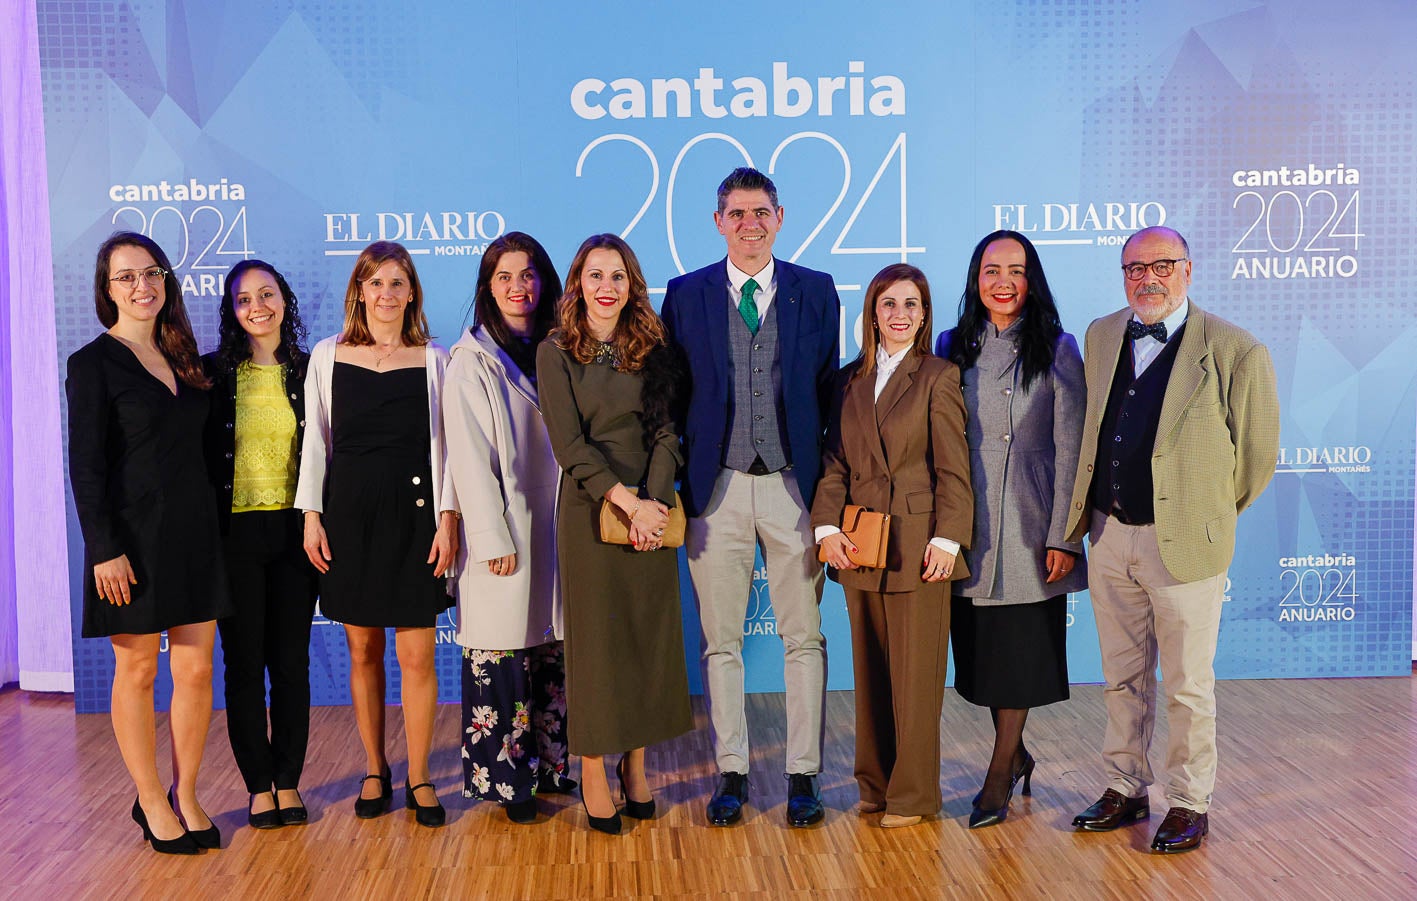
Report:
1071,789,1150,831
1150,807,1208,853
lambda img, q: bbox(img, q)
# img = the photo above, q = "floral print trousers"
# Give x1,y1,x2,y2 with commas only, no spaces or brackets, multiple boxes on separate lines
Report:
461,641,572,803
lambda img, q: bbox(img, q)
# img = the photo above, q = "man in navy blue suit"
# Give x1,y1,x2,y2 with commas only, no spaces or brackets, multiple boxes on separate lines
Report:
661,167,840,827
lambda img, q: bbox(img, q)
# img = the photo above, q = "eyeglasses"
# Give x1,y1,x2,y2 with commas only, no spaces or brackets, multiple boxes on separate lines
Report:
109,267,168,288
1121,259,1186,280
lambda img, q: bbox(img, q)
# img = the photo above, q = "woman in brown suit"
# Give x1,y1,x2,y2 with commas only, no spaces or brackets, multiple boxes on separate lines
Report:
811,263,973,828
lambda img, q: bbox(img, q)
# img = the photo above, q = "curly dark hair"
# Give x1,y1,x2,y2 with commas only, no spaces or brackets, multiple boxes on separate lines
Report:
213,259,309,372
92,231,209,389
947,230,1063,391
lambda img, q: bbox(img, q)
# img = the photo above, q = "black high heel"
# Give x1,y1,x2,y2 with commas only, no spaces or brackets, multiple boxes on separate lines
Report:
968,780,1015,830
169,787,221,849
131,797,198,855
1015,751,1035,796
579,787,622,835
614,757,655,820
405,782,446,828
972,749,1036,805
354,768,392,819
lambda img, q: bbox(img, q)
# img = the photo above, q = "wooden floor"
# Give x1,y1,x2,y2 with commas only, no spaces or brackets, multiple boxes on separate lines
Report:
1,672,1413,900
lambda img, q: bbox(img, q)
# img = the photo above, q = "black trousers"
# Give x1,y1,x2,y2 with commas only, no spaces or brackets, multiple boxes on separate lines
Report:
218,508,319,792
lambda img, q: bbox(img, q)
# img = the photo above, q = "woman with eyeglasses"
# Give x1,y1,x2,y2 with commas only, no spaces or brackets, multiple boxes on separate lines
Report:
201,260,319,830
67,231,233,854
295,240,460,828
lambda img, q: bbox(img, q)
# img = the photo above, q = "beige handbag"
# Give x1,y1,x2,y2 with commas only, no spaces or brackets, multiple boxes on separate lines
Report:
599,489,687,548
818,504,890,568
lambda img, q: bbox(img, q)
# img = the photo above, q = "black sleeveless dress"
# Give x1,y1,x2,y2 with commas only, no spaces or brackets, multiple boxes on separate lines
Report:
318,363,451,627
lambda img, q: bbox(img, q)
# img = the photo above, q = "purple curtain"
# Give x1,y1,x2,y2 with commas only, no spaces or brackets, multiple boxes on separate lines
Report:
0,0,73,691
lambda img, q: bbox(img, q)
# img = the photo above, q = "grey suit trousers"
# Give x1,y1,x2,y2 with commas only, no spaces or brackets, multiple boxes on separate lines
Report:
687,468,826,775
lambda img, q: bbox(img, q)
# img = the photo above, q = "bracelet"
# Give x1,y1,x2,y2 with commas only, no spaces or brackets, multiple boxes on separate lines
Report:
628,500,642,520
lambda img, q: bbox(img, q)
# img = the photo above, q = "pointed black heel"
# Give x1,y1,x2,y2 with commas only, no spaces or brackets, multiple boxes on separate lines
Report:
131,797,199,855
579,787,622,835
169,787,221,849
614,757,655,820
1017,751,1035,796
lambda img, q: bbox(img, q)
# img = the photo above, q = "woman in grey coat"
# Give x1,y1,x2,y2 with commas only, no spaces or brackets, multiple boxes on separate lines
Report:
936,230,1087,830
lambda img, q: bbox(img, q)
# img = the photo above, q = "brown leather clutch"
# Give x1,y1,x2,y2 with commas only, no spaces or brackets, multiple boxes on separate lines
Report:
599,489,687,548
817,504,890,569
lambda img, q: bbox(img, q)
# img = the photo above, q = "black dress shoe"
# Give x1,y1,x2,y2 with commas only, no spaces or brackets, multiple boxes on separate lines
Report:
405,782,446,828
170,787,221,849
1150,807,1208,853
276,789,308,826
615,757,655,820
706,772,748,826
248,792,283,830
354,769,393,819
785,773,824,827
503,798,537,824
132,797,199,855
1072,789,1150,831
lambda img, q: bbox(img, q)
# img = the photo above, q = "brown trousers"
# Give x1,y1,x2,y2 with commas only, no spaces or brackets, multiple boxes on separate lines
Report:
844,581,950,816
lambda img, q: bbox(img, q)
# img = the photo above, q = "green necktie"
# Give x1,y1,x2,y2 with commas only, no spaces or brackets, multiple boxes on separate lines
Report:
739,278,760,333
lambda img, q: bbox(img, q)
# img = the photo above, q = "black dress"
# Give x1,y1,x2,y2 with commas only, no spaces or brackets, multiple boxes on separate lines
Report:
66,333,231,638
318,363,451,627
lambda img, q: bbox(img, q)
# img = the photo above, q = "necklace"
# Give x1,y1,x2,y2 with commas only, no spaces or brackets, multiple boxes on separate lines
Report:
372,341,402,368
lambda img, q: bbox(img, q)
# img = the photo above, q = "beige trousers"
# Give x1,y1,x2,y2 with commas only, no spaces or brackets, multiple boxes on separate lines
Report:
1087,512,1225,813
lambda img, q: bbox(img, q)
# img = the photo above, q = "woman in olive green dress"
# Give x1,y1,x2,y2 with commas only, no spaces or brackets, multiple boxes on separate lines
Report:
537,233,692,835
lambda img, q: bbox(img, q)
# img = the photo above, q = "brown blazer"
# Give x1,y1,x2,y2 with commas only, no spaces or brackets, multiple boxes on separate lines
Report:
811,351,973,592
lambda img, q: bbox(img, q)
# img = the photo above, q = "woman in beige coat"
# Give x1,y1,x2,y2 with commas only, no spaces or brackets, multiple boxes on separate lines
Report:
443,232,574,824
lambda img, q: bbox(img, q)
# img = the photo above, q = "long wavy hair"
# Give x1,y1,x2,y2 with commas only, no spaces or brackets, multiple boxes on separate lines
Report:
947,230,1062,390
339,241,432,346
92,231,209,389
552,233,665,372
852,263,934,383
470,231,561,348
213,259,309,371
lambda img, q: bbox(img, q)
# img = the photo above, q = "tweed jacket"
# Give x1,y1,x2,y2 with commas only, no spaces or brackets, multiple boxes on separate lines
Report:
936,325,1088,605
810,351,973,593
443,326,561,649
1064,302,1280,583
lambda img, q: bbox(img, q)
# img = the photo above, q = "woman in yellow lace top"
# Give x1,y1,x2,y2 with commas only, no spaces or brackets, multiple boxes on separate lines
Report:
202,260,319,831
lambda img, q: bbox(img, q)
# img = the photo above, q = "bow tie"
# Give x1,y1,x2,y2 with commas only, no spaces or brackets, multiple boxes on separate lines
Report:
1127,319,1168,343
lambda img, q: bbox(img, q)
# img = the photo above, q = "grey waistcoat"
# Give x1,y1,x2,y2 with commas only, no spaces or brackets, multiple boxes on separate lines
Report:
723,300,790,472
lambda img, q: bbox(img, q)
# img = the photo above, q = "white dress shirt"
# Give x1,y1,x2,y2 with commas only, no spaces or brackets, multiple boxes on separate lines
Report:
1132,297,1190,376
726,257,776,318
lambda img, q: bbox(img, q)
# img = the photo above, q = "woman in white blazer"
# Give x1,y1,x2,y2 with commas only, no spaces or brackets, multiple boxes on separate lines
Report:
442,232,574,824
296,241,459,828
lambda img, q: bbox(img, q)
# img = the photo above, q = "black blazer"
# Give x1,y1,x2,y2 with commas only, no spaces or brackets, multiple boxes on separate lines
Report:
201,350,309,535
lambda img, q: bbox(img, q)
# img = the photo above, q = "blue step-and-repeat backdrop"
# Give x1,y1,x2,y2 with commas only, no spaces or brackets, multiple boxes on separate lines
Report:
41,1,1415,712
